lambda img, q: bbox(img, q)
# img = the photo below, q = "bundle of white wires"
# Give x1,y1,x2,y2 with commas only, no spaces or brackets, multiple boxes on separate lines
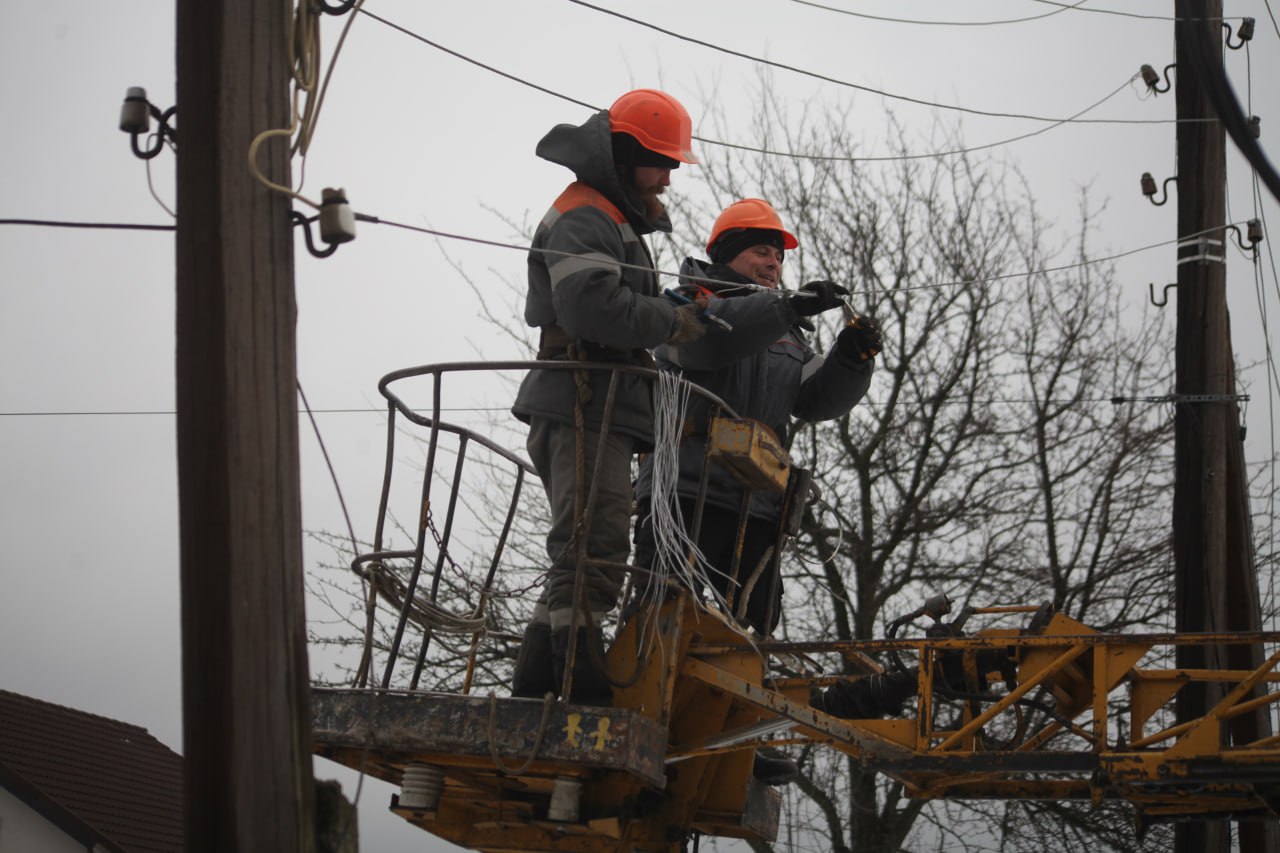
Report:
642,371,727,612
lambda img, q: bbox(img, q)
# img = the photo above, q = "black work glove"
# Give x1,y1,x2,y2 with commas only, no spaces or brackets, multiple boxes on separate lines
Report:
789,280,849,317
837,315,882,362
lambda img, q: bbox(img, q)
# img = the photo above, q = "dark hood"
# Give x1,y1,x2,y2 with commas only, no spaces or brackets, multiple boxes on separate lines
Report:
678,257,754,295
536,111,673,235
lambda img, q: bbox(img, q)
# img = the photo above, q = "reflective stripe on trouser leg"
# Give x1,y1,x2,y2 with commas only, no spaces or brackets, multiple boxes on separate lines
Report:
527,600,551,628
526,418,634,629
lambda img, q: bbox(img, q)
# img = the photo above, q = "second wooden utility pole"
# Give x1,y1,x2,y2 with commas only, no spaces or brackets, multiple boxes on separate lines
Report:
1172,2,1274,850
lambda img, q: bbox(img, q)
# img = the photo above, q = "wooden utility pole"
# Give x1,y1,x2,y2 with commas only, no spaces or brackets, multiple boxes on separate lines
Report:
1173,2,1274,850
175,0,316,850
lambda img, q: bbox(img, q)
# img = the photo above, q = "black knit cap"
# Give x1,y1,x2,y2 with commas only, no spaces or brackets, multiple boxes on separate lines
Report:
612,132,681,170
708,227,786,265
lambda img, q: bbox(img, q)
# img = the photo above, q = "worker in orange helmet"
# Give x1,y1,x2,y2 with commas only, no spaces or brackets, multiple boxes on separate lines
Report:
632,199,882,780
510,89,704,706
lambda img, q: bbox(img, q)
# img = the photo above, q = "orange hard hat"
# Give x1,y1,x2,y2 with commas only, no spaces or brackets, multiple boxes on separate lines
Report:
608,88,698,165
705,198,798,254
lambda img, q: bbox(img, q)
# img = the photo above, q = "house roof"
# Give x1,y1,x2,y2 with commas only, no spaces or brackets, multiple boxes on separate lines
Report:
0,689,184,852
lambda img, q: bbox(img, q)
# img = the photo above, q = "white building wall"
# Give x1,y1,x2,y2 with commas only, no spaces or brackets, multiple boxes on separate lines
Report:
0,785,85,853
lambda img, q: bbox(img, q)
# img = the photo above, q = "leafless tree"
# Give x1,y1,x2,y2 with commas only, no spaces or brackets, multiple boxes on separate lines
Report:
679,88,1182,852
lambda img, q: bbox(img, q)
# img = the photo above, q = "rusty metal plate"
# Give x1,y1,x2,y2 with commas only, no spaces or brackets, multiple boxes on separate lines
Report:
312,688,669,788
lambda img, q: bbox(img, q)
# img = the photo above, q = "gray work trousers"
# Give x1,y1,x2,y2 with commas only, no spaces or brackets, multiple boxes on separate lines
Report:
526,418,635,630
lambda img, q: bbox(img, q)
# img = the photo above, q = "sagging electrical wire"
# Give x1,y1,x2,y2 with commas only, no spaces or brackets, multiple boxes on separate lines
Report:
0,210,354,250
370,213,1258,300
565,0,1183,126
0,212,1258,305
1264,0,1280,39
0,218,174,232
355,9,1185,167
790,0,1090,26
1029,0,1233,22
298,380,360,559
356,8,595,112
808,0,1249,25
296,370,379,806
709,73,1146,164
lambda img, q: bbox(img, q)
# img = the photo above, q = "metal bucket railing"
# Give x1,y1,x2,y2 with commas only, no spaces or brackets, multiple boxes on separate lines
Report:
349,359,768,694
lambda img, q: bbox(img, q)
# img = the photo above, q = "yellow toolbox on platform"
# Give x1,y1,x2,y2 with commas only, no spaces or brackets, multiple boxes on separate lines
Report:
708,417,791,493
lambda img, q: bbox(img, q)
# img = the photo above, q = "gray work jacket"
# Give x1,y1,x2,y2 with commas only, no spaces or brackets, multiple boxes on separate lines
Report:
637,259,873,519
511,111,679,447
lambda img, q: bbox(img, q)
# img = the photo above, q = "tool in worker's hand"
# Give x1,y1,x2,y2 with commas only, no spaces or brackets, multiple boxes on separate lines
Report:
837,304,883,361
665,287,733,332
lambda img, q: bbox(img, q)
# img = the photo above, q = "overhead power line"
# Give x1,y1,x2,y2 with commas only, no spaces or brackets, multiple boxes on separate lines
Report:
356,8,596,111
712,74,1142,163
1,211,1255,302
789,0,1089,26
1265,0,1280,39
364,212,1251,299
1028,0,1233,21
805,0,1244,23
0,218,174,232
870,222,1256,294
564,0,1183,125
355,9,1178,165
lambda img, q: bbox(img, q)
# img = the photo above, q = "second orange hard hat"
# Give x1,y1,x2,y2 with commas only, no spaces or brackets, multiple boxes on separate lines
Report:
706,198,799,254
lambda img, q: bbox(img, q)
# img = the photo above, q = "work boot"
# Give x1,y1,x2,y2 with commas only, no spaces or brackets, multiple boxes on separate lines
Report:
752,748,799,786
551,626,614,706
812,670,918,719
511,621,557,699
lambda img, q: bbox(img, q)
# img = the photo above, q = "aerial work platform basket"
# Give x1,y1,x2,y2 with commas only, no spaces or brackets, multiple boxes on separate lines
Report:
311,361,1280,852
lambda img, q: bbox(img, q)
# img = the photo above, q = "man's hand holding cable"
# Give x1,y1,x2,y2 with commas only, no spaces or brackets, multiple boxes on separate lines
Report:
837,315,883,362
789,280,849,317
667,302,708,344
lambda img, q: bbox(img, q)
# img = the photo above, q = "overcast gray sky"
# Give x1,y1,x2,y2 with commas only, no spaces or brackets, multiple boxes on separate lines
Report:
3,1,1278,851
